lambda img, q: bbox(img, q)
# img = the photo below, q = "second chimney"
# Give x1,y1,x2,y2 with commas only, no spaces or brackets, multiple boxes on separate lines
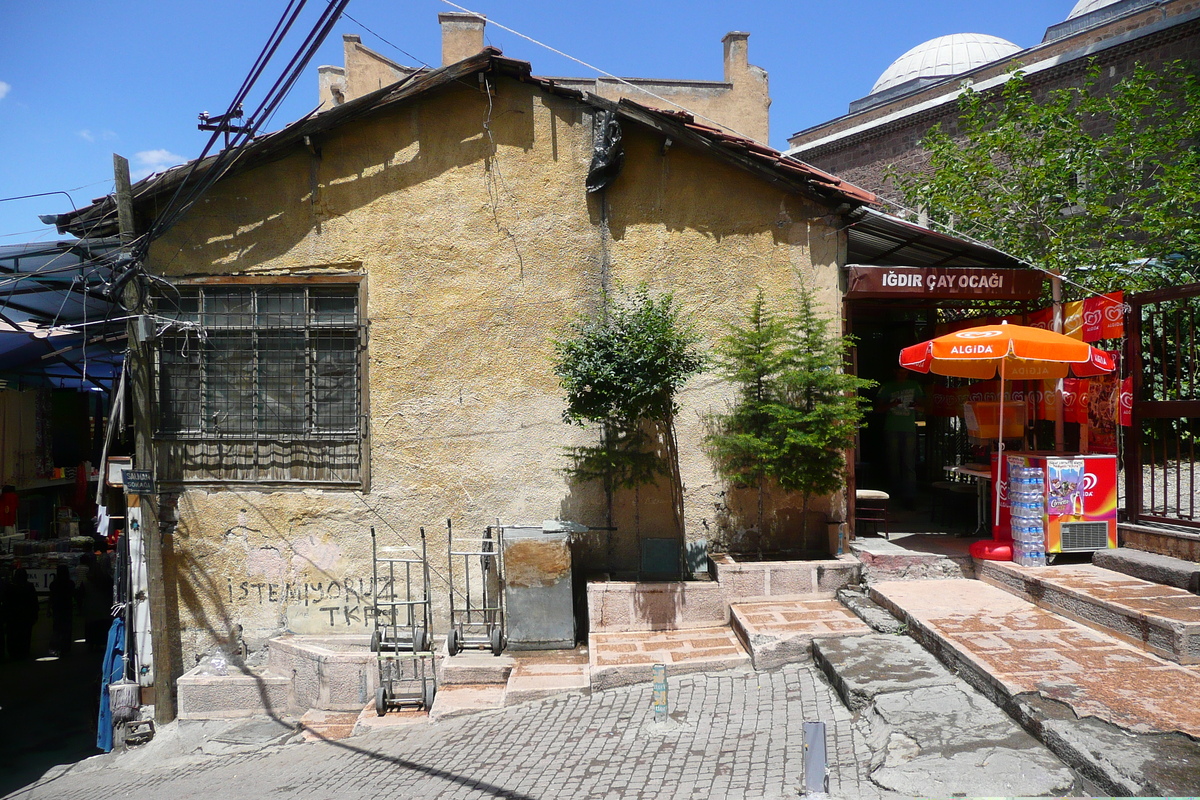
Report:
439,12,486,66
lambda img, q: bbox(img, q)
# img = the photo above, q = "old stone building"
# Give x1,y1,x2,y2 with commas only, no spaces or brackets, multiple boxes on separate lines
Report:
787,0,1200,196
54,44,880,685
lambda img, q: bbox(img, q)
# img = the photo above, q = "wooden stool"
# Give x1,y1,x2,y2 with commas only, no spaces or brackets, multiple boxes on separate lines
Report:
855,489,890,539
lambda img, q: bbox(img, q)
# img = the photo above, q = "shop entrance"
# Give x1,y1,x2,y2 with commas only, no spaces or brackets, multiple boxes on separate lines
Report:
843,264,1049,534
849,303,962,515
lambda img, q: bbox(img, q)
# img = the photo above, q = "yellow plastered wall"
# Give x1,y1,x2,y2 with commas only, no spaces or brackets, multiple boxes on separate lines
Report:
147,76,844,659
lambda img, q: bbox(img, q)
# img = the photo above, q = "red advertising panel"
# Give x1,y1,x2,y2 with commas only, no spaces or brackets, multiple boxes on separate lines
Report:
1119,375,1133,427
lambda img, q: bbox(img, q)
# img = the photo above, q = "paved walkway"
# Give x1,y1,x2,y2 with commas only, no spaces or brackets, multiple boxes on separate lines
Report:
8,663,901,800
872,577,1200,737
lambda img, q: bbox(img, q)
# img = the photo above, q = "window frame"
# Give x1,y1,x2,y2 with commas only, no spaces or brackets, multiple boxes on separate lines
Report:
153,275,367,488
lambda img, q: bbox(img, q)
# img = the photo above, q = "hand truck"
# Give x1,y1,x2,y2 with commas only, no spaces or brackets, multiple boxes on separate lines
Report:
445,519,505,657
370,526,436,714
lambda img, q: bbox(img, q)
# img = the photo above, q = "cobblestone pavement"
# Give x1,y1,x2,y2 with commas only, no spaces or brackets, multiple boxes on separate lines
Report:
10,663,902,800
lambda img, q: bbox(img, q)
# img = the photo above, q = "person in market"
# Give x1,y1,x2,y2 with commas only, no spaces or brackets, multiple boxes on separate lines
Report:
80,550,113,654
48,564,76,657
4,567,38,659
875,366,925,509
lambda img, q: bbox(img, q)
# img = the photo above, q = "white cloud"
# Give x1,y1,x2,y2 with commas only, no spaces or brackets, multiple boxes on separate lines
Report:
0,82,11,101
78,129,117,143
132,148,187,180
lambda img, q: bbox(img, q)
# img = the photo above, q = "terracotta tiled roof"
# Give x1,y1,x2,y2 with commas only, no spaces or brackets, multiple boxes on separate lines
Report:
52,49,874,238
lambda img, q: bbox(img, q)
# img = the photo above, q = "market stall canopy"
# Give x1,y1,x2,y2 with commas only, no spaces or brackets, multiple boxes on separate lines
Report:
0,239,125,391
845,207,1028,269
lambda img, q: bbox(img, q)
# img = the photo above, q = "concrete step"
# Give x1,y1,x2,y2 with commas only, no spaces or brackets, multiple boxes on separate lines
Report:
850,534,975,584
429,683,506,720
728,597,871,670
176,663,292,720
299,708,360,742
869,577,1200,796
504,650,589,705
352,703,430,736
588,625,749,690
710,553,861,602
438,642,513,686
811,633,1078,797
1093,546,1200,594
267,634,381,711
976,560,1200,664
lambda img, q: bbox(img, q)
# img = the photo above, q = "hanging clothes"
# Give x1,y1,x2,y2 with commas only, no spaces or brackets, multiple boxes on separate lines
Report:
97,616,126,753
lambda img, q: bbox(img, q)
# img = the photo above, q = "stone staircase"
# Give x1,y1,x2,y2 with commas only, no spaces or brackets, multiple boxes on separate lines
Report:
975,557,1200,664
586,553,864,687
1093,545,1200,594
431,643,589,717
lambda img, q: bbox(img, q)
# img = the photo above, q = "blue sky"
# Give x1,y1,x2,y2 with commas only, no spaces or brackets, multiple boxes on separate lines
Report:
0,0,1072,240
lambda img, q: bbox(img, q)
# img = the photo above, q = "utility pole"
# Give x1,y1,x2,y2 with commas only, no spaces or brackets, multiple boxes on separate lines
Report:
113,153,179,724
113,154,135,245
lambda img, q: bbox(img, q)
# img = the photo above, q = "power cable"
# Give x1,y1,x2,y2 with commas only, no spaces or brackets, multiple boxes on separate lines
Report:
338,6,432,69
138,0,351,256
437,0,764,145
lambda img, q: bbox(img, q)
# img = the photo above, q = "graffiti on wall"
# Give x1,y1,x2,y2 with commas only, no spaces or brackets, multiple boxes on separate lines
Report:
227,575,398,629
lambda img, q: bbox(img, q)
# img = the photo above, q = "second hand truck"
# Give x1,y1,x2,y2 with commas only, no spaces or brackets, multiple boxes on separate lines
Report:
370,526,436,714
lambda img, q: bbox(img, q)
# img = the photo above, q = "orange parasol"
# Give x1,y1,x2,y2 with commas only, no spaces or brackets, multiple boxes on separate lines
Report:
899,321,1115,380
899,321,1116,526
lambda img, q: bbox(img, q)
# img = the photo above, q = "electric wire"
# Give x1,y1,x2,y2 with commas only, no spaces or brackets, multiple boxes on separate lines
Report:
137,0,351,258
437,0,763,145
340,8,432,69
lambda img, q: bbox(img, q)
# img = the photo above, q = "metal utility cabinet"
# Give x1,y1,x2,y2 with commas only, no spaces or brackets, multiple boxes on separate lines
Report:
500,523,575,650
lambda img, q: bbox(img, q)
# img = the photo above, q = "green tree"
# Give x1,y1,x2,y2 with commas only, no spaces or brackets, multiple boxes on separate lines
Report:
888,60,1200,295
706,288,873,554
552,285,705,571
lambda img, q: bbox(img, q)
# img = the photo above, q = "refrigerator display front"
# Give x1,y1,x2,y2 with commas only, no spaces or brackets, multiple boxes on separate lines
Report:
1001,452,1118,554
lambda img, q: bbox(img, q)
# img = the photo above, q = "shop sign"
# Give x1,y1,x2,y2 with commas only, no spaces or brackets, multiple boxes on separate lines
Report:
845,266,1043,300
122,470,154,495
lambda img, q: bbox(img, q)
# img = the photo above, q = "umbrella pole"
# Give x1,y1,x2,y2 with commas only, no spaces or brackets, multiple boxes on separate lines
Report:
995,370,1005,529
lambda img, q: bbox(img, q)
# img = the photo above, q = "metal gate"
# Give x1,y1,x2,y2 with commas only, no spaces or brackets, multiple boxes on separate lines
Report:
1126,284,1200,527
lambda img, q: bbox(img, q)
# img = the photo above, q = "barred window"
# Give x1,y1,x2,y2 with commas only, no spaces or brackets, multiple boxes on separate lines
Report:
156,283,362,485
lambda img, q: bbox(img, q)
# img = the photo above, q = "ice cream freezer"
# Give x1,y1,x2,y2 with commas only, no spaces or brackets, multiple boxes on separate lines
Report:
993,452,1118,555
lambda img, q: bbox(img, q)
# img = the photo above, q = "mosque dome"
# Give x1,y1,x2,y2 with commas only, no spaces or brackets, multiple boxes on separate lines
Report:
1067,0,1122,19
870,33,1022,95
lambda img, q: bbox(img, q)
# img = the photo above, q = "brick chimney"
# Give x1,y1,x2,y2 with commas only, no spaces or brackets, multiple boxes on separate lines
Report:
439,12,486,66
722,31,750,83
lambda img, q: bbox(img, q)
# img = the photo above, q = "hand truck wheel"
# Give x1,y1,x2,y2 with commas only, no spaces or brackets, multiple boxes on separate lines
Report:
423,680,436,711
413,627,428,653
370,630,381,653
490,626,504,656
375,686,388,717
447,627,460,657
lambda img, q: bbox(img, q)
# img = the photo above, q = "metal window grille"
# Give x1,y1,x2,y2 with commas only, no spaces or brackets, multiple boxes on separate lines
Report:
156,284,362,485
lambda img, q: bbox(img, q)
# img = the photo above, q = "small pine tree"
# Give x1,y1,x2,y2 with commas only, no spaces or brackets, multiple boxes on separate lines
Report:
707,287,874,553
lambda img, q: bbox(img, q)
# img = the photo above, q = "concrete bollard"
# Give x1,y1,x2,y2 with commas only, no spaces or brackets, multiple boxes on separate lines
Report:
652,663,668,723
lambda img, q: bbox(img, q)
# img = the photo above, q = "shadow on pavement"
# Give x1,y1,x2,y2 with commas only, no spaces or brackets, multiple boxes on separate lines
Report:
303,725,540,800
0,607,104,798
